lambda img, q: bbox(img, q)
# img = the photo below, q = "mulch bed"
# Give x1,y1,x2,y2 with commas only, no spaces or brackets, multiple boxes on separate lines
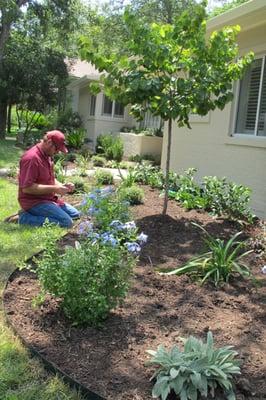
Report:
3,187,266,400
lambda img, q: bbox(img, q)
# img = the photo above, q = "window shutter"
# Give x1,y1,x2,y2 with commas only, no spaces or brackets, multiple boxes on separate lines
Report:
257,65,266,135
245,64,261,131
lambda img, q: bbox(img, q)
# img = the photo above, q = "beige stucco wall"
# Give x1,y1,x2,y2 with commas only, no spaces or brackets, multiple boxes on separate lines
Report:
77,89,134,146
161,23,266,219
120,133,163,160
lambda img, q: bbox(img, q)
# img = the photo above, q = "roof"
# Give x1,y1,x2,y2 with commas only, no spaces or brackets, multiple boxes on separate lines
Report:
67,59,100,89
68,59,99,78
207,0,266,33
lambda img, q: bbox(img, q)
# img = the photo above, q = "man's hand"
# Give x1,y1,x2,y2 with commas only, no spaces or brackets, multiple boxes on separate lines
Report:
64,182,75,193
55,184,70,196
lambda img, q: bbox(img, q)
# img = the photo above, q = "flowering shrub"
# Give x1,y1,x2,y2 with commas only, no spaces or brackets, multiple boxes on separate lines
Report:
81,186,130,230
78,218,148,255
35,188,148,325
36,227,136,326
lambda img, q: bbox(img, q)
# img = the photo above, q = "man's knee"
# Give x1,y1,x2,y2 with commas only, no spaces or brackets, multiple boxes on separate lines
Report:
60,217,73,228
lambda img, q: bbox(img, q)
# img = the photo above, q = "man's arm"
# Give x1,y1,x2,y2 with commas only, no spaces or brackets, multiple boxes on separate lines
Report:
22,183,70,196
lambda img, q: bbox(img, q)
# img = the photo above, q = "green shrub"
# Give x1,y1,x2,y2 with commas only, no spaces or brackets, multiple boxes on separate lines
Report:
81,187,130,230
96,133,124,162
128,154,142,163
202,176,254,223
147,331,240,400
119,185,144,205
69,176,88,193
64,152,77,162
164,224,252,286
173,168,205,210
91,155,106,167
66,129,85,149
54,157,66,183
7,163,18,178
95,170,114,185
76,154,90,177
57,109,83,134
35,225,135,326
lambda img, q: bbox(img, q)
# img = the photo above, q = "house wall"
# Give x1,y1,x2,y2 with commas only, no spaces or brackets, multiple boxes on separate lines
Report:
161,24,266,219
120,133,163,161
77,89,134,146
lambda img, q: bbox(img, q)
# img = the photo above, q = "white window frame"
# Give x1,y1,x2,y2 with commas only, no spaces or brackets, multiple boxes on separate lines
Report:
102,95,124,119
233,54,266,138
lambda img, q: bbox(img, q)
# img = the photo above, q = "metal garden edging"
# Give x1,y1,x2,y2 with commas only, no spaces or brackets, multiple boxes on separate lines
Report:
3,251,105,400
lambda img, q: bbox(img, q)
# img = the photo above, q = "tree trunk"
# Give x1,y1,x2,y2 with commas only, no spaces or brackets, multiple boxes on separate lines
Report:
0,101,7,139
7,103,12,134
162,118,172,215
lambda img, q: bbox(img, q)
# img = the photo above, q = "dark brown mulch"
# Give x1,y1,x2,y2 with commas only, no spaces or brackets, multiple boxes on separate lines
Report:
3,187,266,400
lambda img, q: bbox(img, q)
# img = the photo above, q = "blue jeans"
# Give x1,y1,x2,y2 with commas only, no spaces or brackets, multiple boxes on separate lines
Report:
19,202,80,228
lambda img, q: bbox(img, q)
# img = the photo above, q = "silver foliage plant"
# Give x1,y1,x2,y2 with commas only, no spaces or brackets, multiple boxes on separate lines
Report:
147,332,240,400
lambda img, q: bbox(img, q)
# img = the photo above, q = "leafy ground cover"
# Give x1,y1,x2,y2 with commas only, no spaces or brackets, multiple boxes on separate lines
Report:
0,177,84,400
3,186,266,400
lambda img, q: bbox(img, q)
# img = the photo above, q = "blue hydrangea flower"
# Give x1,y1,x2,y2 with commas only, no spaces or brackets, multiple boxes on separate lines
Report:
110,220,124,231
123,221,137,231
88,193,98,201
88,206,99,215
137,232,148,244
100,232,117,247
125,242,141,254
78,221,94,235
81,196,89,206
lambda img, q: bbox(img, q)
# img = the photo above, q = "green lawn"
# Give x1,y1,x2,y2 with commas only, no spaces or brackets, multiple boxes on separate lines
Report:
0,171,84,399
0,139,23,169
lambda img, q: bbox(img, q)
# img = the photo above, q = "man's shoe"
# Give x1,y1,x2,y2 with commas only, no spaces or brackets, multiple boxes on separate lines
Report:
4,211,22,223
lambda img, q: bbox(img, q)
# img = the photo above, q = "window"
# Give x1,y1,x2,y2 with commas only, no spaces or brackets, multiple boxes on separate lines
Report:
102,95,124,118
235,56,266,137
114,102,124,117
90,95,96,116
102,95,113,116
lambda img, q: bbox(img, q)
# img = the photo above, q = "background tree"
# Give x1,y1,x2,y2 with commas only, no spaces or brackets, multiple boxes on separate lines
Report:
79,0,253,215
0,0,82,138
83,0,198,55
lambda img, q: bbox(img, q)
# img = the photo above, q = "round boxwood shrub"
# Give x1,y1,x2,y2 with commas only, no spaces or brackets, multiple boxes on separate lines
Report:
95,170,114,185
119,185,144,205
91,155,106,167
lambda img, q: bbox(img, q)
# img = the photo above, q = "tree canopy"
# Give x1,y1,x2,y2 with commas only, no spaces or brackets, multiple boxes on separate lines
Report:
0,0,89,138
79,1,253,213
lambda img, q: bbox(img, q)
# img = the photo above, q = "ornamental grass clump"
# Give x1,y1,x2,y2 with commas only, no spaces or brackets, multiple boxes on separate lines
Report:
164,224,252,286
147,331,240,400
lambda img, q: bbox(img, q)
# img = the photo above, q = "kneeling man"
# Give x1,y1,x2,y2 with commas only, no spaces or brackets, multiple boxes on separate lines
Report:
18,130,80,228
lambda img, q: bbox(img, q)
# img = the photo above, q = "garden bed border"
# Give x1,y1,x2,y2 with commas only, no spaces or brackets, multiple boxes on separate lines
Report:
3,250,106,400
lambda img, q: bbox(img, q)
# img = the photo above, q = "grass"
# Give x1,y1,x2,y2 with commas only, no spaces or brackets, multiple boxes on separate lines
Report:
0,139,23,169
0,174,85,400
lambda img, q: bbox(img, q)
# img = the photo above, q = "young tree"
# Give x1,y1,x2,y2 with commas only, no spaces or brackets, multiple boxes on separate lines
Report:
79,1,253,215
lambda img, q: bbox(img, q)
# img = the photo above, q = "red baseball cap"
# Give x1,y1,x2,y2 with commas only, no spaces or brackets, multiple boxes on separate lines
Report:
46,130,68,153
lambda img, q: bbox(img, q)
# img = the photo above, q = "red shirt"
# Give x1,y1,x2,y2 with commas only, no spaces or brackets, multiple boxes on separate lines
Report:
18,144,64,211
